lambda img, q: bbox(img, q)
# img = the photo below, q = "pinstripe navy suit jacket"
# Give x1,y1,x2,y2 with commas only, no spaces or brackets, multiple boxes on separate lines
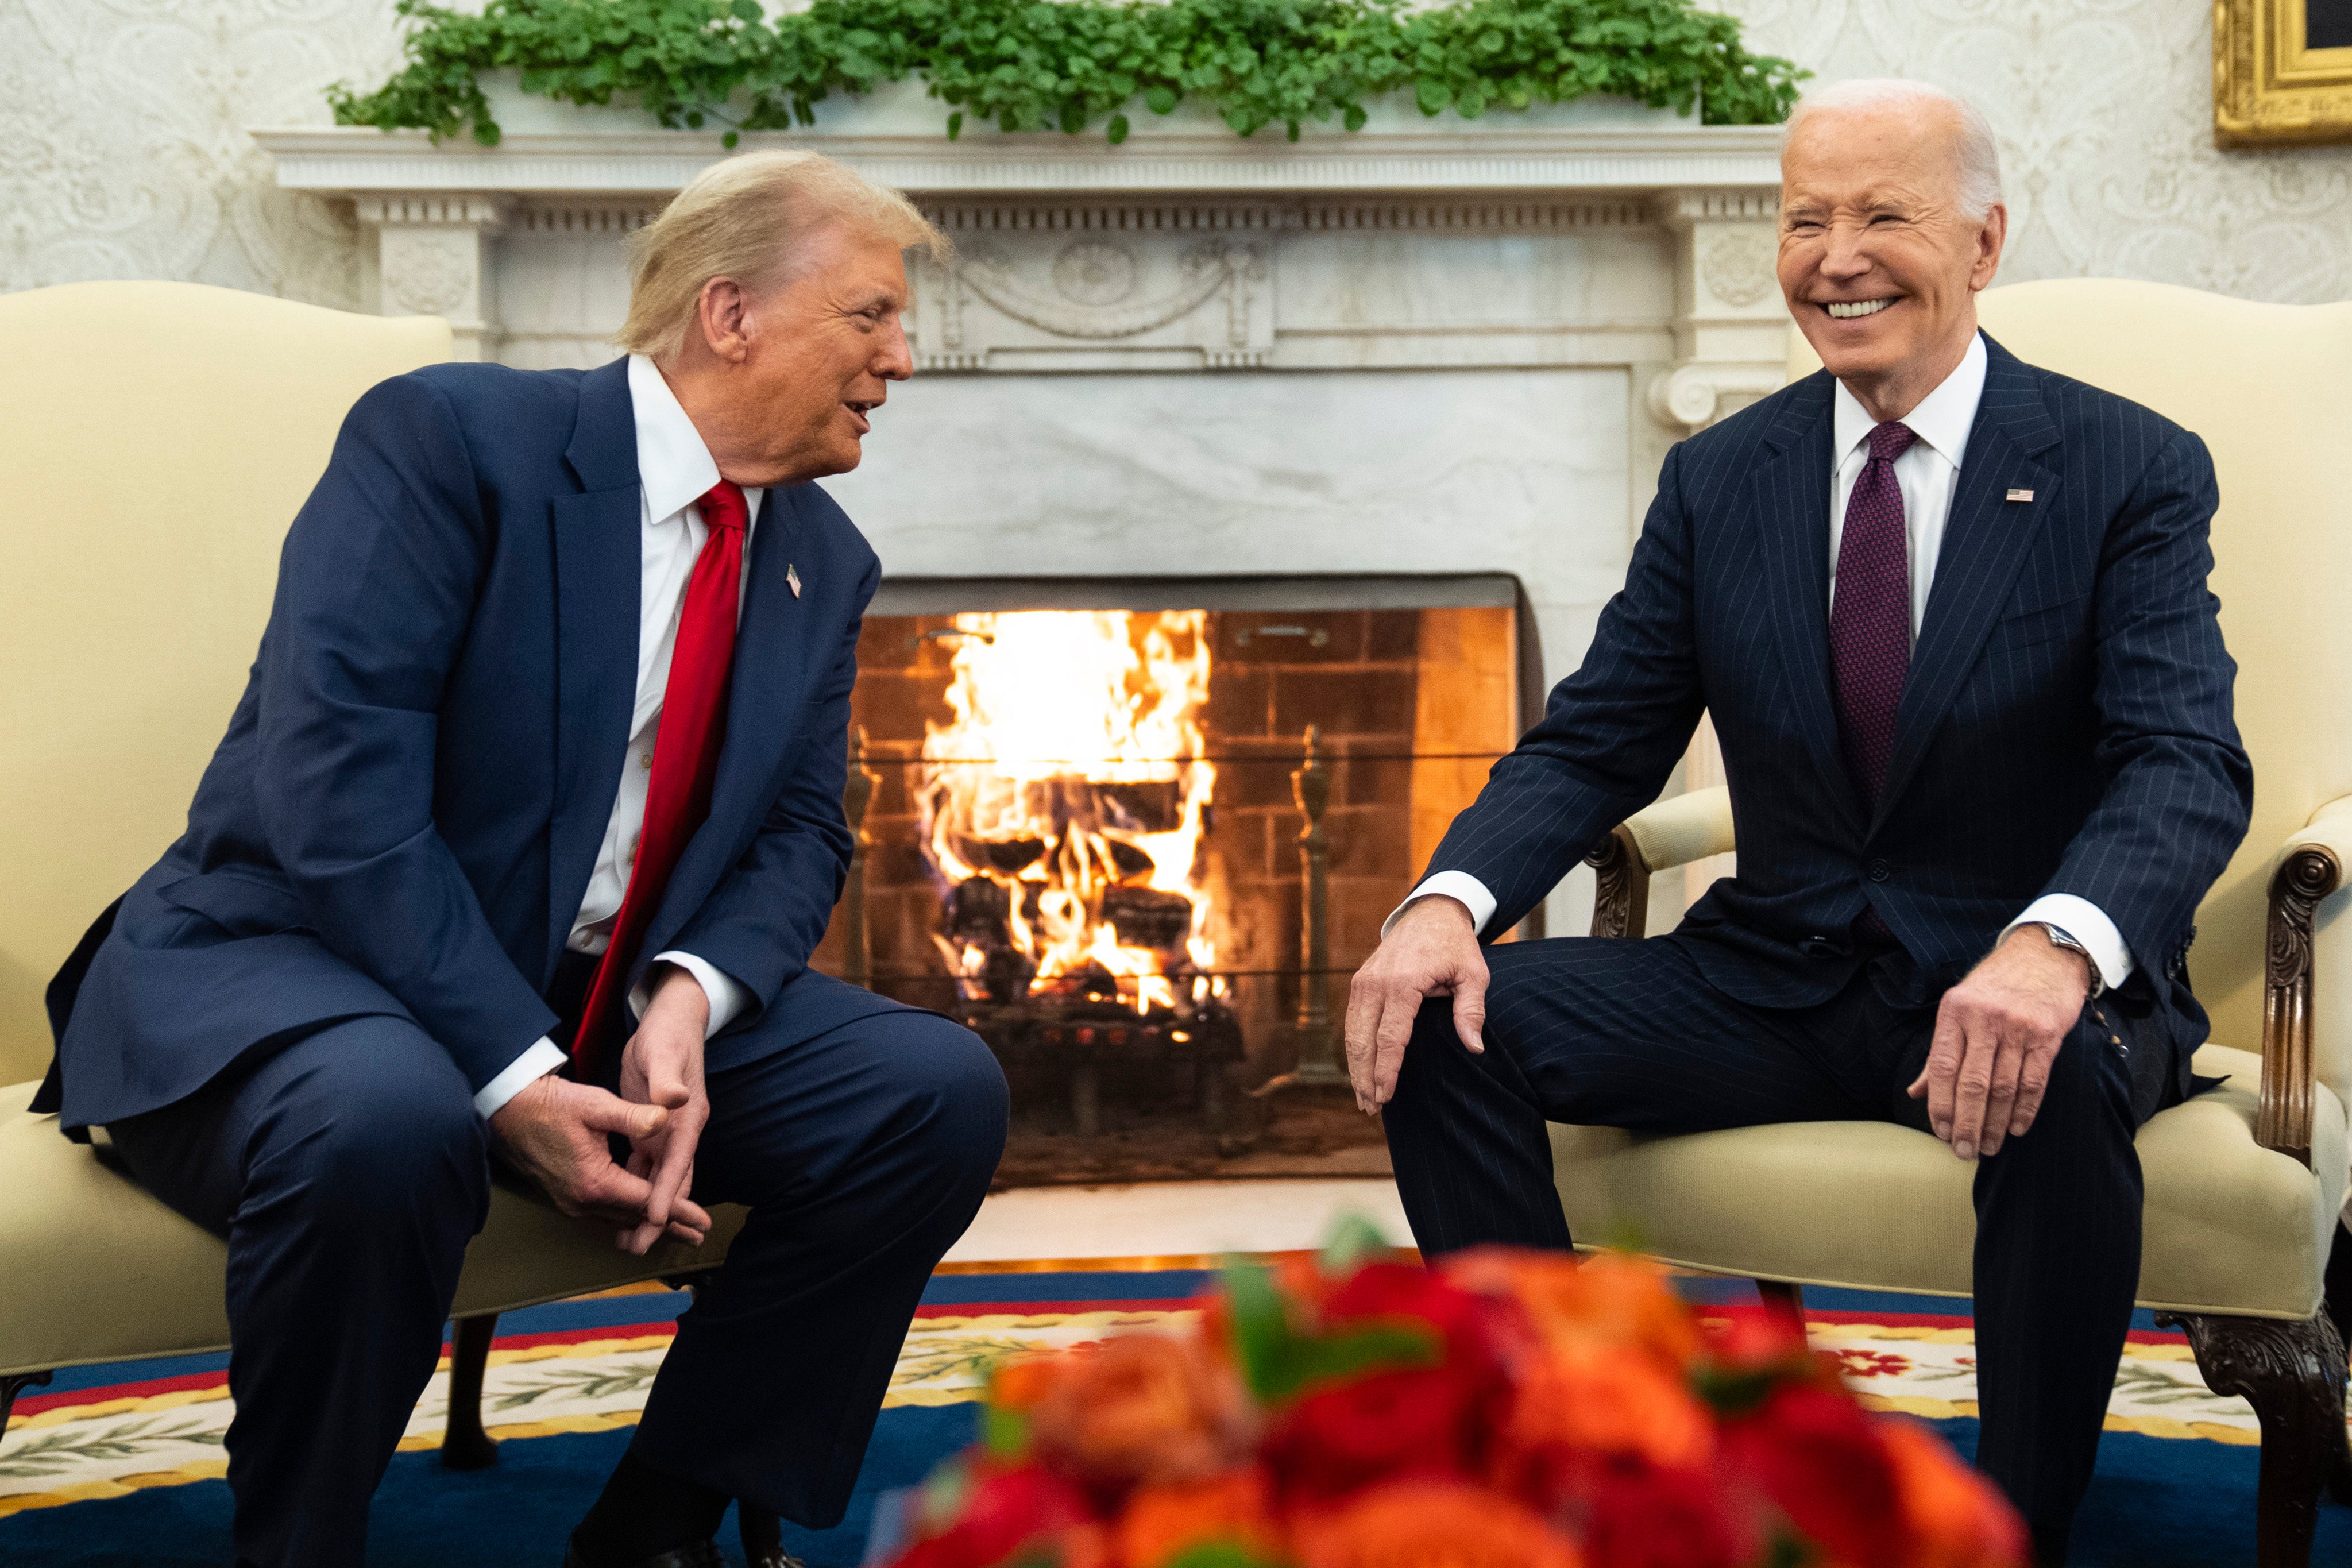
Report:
1430,335,2253,1076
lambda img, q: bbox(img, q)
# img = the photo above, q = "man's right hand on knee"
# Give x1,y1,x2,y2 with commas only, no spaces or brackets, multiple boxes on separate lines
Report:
1343,895,1488,1115
489,1074,714,1240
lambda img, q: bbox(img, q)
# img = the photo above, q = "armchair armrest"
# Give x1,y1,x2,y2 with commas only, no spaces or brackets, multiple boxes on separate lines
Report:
1584,786,1735,939
1581,786,2351,1164
2259,794,2352,1165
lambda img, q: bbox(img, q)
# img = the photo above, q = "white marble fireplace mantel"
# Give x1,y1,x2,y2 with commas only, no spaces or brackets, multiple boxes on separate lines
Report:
254,87,1787,418
256,90,1789,933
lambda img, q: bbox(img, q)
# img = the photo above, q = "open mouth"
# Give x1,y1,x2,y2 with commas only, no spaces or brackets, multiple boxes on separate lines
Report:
844,399,878,433
1822,298,1898,320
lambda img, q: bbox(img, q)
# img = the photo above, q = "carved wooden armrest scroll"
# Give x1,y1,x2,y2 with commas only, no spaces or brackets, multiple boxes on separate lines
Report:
2260,843,2341,1166
1585,825,1652,941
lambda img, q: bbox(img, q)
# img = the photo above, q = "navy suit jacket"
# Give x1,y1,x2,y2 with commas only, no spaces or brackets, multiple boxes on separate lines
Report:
39,358,890,1134
1428,337,2253,1079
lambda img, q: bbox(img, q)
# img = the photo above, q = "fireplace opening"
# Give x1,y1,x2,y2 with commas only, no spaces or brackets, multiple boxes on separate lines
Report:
811,575,1535,1185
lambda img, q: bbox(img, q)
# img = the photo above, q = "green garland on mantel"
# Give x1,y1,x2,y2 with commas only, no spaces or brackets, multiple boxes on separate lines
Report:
330,0,1806,149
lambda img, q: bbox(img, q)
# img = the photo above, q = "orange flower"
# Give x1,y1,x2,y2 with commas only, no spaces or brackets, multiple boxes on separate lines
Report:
1293,1479,1584,1568
994,1353,1073,1414
1114,1467,1281,1568
1029,1332,1258,1489
1879,1420,2030,1568
1445,1250,1698,1370
1497,1345,1714,1480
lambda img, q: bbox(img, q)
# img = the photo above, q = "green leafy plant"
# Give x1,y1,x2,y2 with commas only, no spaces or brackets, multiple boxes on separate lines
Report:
329,0,1806,149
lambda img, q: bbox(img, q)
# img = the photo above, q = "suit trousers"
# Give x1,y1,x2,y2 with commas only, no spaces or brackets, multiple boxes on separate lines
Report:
1380,933,2173,1550
107,976,1008,1568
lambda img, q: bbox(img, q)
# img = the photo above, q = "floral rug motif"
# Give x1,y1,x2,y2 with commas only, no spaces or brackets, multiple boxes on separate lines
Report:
0,1279,2324,1524
1805,1314,2269,1446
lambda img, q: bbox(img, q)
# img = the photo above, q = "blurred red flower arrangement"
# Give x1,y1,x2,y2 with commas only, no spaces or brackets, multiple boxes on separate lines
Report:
886,1227,2025,1568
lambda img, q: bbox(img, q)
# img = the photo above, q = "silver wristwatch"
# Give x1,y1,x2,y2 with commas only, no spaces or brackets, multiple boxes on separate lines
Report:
2034,922,2104,997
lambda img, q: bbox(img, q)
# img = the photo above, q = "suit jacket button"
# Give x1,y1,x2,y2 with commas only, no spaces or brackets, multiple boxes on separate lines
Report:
1866,859,1891,883
1801,934,1836,958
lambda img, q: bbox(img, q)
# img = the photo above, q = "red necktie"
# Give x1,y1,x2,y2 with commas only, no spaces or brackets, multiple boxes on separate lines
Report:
571,480,749,1079
1829,420,1917,806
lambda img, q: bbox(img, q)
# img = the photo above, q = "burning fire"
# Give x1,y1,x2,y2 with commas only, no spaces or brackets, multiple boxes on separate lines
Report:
918,610,1221,1014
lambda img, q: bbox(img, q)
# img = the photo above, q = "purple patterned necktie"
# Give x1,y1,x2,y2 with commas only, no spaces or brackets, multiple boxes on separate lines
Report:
1829,420,1918,806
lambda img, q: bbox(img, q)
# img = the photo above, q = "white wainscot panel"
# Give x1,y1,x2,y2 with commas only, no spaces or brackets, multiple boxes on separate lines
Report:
828,365,1627,684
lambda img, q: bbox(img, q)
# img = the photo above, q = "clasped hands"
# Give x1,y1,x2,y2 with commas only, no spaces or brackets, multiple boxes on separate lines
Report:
488,965,714,1256
1344,897,2091,1163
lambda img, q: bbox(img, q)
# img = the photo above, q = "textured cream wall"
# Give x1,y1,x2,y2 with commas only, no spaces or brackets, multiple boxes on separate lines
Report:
0,0,401,304
1719,0,2352,302
2,0,2347,305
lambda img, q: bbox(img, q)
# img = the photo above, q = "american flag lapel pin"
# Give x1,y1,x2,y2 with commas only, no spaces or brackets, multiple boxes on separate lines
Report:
787,562,802,598
2006,488,2035,503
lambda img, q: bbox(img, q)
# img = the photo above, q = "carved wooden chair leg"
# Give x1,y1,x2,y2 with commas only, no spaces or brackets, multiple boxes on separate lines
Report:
1755,1279,1806,1330
1,1369,53,1429
2323,1227,2352,1507
441,1312,501,1470
2159,1311,2349,1566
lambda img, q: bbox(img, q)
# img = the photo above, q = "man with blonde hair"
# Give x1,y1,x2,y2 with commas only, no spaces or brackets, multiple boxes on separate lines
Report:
36,150,1005,1568
1353,79,2249,1562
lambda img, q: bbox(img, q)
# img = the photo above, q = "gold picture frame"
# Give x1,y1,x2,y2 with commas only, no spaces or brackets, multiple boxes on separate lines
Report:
2216,0,2352,146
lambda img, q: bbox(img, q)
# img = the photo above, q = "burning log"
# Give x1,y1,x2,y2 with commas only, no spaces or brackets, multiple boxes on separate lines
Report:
1103,885,1194,955
944,875,1013,944
943,876,1037,1003
1014,778,1186,837
1102,837,1157,883
949,835,1047,875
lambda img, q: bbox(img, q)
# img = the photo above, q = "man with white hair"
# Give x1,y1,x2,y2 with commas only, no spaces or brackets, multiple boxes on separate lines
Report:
35,152,1008,1568
1353,79,2250,1559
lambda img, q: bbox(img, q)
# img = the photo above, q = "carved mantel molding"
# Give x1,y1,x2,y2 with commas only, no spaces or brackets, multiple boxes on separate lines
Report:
253,114,1784,383
1647,186,1787,432
253,120,1783,199
350,194,512,360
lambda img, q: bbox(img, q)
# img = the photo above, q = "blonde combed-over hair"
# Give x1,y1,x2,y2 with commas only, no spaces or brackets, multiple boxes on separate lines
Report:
617,150,948,361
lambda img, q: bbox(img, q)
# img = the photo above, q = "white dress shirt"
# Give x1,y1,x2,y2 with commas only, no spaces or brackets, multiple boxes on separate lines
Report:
1392,333,2134,992
472,355,762,1118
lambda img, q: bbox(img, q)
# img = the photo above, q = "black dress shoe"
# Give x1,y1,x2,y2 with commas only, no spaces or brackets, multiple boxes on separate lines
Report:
561,1538,724,1568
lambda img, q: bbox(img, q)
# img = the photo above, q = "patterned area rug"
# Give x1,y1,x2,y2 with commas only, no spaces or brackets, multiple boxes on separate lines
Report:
5,1268,2349,1566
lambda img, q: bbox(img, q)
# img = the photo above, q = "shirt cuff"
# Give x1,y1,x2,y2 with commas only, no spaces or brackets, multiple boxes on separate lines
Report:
636,950,751,1040
2005,894,2136,992
474,1037,567,1120
1384,871,1498,941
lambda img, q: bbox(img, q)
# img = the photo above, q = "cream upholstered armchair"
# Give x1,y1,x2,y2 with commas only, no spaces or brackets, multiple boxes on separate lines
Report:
0,284,741,1469
1557,279,2352,1567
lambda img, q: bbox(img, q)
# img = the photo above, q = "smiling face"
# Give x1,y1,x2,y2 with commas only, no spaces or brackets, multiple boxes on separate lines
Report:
1777,100,2006,421
666,220,915,489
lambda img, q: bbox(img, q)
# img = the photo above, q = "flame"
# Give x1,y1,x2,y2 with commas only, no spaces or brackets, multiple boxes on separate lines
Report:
918,610,1218,1013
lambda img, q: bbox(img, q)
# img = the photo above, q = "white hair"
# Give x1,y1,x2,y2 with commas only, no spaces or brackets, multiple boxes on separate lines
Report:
1783,78,2005,221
